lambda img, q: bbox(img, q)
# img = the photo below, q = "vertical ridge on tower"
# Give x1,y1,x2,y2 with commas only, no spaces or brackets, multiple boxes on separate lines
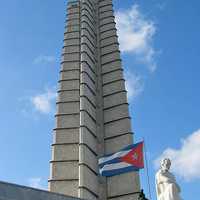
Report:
49,0,140,199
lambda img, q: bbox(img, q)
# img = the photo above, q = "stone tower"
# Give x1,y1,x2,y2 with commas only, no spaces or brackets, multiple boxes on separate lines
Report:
49,0,140,199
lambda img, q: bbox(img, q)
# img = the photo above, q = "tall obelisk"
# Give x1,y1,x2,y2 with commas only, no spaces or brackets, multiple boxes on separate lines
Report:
49,0,140,199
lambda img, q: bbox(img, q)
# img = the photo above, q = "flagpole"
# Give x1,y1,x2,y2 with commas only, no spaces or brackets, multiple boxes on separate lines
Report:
143,138,152,200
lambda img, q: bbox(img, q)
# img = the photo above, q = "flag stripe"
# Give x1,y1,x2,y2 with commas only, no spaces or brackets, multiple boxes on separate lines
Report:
98,150,130,165
101,165,139,177
99,161,132,173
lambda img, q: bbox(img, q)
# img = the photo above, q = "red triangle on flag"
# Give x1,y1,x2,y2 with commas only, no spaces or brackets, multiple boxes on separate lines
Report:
120,142,144,168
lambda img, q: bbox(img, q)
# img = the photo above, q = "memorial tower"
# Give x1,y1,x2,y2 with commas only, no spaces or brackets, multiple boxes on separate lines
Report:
49,0,140,199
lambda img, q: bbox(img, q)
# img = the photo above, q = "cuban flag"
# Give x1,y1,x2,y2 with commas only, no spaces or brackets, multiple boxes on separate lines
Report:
99,142,144,177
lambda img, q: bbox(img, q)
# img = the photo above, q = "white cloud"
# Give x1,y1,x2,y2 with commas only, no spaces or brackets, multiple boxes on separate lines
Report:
33,55,55,64
154,129,200,181
28,177,45,189
31,89,56,114
125,71,144,101
115,4,157,72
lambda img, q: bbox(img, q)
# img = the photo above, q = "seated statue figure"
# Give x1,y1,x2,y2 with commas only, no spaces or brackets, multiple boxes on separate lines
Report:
155,158,182,200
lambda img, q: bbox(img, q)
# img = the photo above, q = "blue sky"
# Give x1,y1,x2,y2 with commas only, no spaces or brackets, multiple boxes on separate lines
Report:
0,0,200,199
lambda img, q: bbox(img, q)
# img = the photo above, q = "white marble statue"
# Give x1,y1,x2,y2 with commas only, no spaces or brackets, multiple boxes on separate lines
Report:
155,158,182,200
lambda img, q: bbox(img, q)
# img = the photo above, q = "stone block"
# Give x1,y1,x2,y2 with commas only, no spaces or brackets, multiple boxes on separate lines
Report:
101,60,122,74
68,7,80,14
81,26,96,41
102,69,123,84
81,35,95,53
100,10,114,20
80,84,96,107
67,19,80,26
101,43,119,55
64,31,80,40
100,23,116,33
64,38,80,46
105,134,133,154
81,52,96,71
103,91,127,109
80,126,97,153
60,70,80,80
81,9,95,24
62,45,80,54
99,5,113,13
107,172,140,198
101,51,120,65
80,96,96,120
52,144,79,161
100,29,117,40
81,43,95,63
81,62,96,82
67,13,80,20
100,36,118,48
62,53,80,62
66,25,80,32
57,90,79,102
81,21,95,36
61,61,80,71
50,161,79,180
50,180,79,197
80,72,96,94
103,80,125,96
78,188,98,200
79,145,98,172
104,104,129,123
80,112,96,136
104,118,132,138
59,80,80,91
79,165,98,195
81,15,95,30
57,102,80,114
53,128,79,144
56,114,80,129
99,0,112,7
99,16,115,26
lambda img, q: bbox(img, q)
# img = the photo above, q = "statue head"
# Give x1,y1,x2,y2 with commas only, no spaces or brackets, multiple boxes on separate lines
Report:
160,158,171,171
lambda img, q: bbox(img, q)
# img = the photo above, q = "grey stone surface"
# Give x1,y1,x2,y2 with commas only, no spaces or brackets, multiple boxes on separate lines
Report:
79,166,98,195
78,188,97,200
50,161,79,180
104,104,130,123
59,80,80,91
56,114,80,129
0,181,81,200
52,144,79,161
104,118,132,138
79,145,98,172
50,180,79,197
57,102,80,114
57,90,80,102
105,134,133,154
103,80,126,96
53,128,79,144
80,97,96,120
50,0,140,199
103,91,127,109
61,62,80,71
80,127,97,153
107,172,140,197
101,52,121,64
100,36,119,48
101,60,122,74
60,70,80,80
